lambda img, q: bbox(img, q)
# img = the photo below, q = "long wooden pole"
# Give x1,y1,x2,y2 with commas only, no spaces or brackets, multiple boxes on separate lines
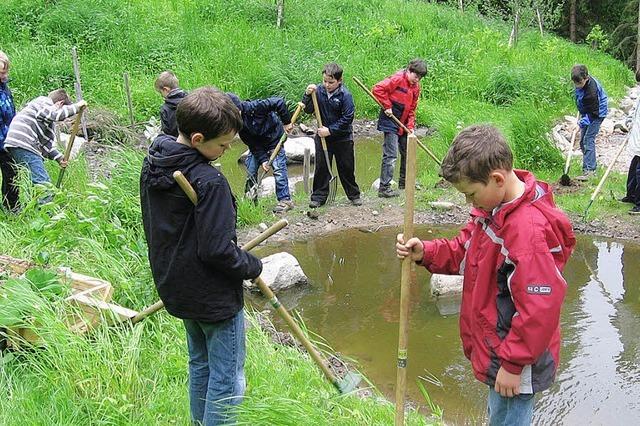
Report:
123,72,135,127
352,76,441,166
395,134,418,425
71,47,89,142
56,106,86,188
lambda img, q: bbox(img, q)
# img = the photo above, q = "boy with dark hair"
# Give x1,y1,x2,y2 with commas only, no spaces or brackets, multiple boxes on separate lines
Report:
140,86,262,426
155,70,187,137
4,88,85,203
0,51,18,211
571,64,608,181
226,92,294,213
396,125,576,425
303,62,361,207
373,58,427,197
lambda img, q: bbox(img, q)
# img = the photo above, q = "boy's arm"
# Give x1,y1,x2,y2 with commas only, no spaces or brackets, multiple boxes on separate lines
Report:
194,179,263,281
421,220,474,274
325,92,355,137
495,250,567,374
372,75,400,110
407,84,419,131
302,92,314,114
35,101,82,124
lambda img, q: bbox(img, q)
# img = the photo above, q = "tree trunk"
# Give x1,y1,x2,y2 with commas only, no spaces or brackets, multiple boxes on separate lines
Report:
569,0,577,42
276,0,284,28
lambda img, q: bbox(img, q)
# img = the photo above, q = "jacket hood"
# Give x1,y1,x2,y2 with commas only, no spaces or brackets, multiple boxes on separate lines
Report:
142,134,205,190
165,89,187,107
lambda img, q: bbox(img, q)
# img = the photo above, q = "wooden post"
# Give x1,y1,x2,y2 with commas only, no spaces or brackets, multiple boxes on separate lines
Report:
303,147,311,194
536,8,543,36
276,0,284,28
394,134,417,425
123,72,135,127
71,47,89,142
569,0,577,42
458,0,463,11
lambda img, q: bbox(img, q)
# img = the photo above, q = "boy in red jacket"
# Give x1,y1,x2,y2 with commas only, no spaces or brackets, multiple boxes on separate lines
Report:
396,125,575,425
372,58,427,197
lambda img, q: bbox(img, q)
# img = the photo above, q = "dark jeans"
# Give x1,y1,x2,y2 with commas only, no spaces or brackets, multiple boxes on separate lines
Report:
0,149,18,211
311,137,360,203
626,155,640,207
379,132,407,190
579,117,604,172
183,310,246,426
8,147,53,204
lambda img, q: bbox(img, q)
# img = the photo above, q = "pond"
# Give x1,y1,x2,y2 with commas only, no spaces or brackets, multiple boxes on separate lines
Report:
253,226,640,425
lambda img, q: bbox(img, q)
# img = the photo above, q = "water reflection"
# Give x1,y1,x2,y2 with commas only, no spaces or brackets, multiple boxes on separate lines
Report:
253,229,640,425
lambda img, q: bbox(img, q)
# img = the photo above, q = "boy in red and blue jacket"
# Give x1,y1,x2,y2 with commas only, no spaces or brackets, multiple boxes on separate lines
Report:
397,125,576,425
372,59,427,197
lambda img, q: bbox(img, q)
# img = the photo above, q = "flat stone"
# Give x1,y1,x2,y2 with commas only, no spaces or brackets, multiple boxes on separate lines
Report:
244,252,309,293
429,201,455,210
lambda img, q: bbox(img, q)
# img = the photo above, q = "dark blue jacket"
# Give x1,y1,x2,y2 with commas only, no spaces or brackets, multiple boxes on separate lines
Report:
160,88,187,137
140,135,262,322
302,83,355,143
0,80,16,150
227,94,291,164
575,76,608,128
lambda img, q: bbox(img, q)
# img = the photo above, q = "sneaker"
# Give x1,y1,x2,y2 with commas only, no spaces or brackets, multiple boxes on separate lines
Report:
309,200,324,208
629,206,640,215
378,188,400,198
272,200,294,214
575,171,596,182
350,197,363,206
620,196,635,204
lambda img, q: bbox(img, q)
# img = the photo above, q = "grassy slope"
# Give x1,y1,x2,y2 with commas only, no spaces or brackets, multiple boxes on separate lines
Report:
0,0,635,424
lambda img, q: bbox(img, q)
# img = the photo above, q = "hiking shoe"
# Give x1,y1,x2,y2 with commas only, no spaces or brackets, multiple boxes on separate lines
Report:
273,200,294,214
309,200,324,208
629,206,640,215
350,197,363,206
575,171,595,182
620,196,635,204
378,188,400,198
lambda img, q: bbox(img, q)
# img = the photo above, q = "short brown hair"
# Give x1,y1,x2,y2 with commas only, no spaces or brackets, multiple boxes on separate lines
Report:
571,64,588,83
322,62,343,80
48,89,72,105
407,59,428,78
176,86,242,140
155,71,179,91
440,125,513,184
0,51,9,71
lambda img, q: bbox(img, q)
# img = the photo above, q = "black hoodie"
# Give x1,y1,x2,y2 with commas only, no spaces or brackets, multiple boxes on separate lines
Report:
140,135,262,322
160,88,187,137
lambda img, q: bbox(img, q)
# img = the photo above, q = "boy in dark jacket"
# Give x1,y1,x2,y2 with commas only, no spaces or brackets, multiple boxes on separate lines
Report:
155,70,187,137
302,62,361,207
396,125,575,425
373,59,427,197
226,92,294,213
571,64,608,181
0,51,17,211
140,87,262,426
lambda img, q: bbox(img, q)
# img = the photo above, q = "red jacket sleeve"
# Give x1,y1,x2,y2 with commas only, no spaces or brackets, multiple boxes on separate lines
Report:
407,84,420,130
372,74,401,110
421,220,474,275
495,250,567,374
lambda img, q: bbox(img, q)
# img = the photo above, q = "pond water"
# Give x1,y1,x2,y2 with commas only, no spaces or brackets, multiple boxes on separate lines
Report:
253,226,640,425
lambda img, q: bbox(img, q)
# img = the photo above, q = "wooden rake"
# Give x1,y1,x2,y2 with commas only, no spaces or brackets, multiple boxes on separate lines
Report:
56,105,86,188
172,170,361,393
310,90,338,203
559,114,580,186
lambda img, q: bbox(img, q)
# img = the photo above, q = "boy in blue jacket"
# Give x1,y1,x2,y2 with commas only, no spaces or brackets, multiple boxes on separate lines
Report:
0,51,17,211
303,62,361,207
226,93,294,213
140,87,262,426
571,64,608,181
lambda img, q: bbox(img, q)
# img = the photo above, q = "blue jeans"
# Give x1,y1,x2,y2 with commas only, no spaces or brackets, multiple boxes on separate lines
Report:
8,147,53,204
379,132,407,190
487,388,534,426
245,150,290,201
579,117,603,172
183,310,246,426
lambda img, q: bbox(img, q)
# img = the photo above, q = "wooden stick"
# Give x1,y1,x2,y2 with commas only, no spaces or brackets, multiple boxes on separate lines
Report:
56,106,86,188
352,76,441,166
303,147,311,194
71,47,89,142
123,72,135,127
310,90,337,202
395,134,418,425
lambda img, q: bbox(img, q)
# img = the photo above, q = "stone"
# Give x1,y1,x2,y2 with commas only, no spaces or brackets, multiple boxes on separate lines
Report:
258,223,268,232
429,201,455,210
600,118,614,135
55,133,87,161
251,175,303,198
620,98,635,114
238,136,315,165
244,252,309,293
430,273,463,296
371,178,398,191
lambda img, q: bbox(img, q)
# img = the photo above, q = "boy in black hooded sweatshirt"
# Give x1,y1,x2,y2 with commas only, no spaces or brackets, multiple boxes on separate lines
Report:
140,86,262,426
154,70,187,137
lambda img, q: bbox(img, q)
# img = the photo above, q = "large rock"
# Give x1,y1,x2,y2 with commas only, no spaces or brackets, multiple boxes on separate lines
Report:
620,97,635,114
430,274,463,296
371,177,398,191
238,136,315,165
55,132,86,161
244,252,309,293
600,118,615,135
252,175,305,198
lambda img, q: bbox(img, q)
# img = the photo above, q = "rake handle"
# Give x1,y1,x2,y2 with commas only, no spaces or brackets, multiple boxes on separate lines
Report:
309,90,333,169
352,76,441,166
562,114,580,175
56,105,86,188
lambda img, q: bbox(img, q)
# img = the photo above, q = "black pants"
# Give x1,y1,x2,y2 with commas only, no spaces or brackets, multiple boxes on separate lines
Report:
311,138,360,203
0,149,18,211
626,155,640,208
